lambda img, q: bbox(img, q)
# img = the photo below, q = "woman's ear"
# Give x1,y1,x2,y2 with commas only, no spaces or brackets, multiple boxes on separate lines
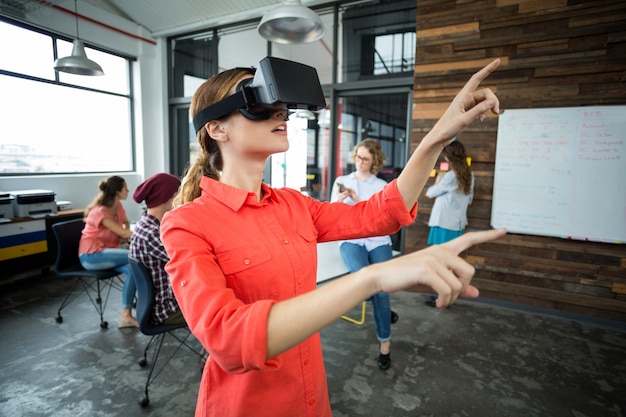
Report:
206,120,227,142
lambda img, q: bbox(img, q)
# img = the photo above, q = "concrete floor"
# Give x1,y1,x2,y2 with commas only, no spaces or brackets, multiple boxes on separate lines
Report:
1,274,625,417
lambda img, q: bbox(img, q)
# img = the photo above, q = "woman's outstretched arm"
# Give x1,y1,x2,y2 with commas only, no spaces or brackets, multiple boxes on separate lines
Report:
396,58,501,210
265,60,504,359
266,226,506,358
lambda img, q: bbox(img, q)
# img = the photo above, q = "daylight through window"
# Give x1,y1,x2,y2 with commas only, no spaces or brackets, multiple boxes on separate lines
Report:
0,19,134,175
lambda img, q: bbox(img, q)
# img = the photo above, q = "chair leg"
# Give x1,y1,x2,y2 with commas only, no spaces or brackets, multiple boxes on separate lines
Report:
341,300,366,325
137,329,201,407
94,279,111,329
55,276,121,329
138,333,165,407
139,333,159,367
56,277,84,323
79,278,112,329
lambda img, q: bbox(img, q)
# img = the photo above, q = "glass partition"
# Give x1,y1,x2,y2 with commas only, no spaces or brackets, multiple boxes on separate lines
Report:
334,91,409,184
170,33,217,98
218,24,268,70
167,0,416,208
341,0,415,82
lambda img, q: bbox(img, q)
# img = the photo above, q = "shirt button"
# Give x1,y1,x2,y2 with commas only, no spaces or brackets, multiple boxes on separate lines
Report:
308,399,315,406
283,239,289,244
244,259,250,265
303,359,309,365
180,280,187,287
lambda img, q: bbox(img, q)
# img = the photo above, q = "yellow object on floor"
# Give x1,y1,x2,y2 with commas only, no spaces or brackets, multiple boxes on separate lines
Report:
341,301,366,325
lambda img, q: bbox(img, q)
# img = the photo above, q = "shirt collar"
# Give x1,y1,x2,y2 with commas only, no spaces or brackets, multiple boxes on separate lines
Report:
200,176,276,211
140,211,160,225
348,172,378,184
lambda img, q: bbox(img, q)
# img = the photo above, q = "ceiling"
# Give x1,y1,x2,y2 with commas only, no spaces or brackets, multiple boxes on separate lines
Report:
84,0,288,36
0,0,335,37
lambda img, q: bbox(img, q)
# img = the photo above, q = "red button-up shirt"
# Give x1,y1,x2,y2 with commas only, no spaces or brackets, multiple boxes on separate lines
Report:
161,176,416,417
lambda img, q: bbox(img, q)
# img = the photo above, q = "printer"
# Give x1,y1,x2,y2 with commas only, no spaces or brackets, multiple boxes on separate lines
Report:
0,192,14,220
9,189,57,218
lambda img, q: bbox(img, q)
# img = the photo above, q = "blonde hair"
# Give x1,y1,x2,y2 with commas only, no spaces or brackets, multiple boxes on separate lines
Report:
174,67,255,207
352,138,387,175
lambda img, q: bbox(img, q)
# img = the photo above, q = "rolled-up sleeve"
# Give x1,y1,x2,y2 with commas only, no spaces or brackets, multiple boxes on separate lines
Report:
314,178,417,242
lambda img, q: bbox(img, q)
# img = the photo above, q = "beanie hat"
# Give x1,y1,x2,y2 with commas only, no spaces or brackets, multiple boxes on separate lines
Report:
133,173,181,208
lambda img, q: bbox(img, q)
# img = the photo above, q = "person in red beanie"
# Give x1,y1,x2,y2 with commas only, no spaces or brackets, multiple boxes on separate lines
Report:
129,173,185,325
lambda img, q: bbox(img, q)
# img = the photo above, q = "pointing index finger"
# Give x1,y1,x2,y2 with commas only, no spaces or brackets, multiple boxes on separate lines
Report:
444,228,507,255
460,58,501,95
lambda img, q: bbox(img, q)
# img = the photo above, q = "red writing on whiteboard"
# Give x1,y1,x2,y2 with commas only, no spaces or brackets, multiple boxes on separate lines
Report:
595,140,623,146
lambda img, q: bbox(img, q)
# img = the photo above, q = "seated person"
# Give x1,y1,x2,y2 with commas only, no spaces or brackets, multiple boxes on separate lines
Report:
79,175,136,328
129,173,184,325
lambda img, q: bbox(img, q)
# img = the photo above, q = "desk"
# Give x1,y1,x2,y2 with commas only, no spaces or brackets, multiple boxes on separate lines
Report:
316,241,400,283
0,209,84,281
316,242,349,283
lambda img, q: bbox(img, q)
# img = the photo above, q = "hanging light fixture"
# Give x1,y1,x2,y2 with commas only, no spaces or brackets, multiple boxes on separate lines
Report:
54,0,104,76
258,0,325,44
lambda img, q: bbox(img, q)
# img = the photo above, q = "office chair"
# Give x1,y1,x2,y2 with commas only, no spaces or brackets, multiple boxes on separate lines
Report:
129,257,204,407
52,218,124,329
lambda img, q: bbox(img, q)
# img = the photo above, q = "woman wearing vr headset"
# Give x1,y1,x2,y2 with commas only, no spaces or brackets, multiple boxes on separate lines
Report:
161,58,505,417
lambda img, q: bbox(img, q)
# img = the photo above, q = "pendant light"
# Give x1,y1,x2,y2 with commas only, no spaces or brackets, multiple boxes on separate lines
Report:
258,0,325,44
54,0,104,76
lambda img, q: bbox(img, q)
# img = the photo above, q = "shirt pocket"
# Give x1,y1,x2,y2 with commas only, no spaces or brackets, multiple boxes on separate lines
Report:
296,226,318,243
294,227,319,279
294,223,318,253
217,243,272,275
216,243,275,302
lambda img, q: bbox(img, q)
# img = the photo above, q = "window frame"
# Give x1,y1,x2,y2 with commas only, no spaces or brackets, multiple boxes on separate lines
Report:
0,17,136,177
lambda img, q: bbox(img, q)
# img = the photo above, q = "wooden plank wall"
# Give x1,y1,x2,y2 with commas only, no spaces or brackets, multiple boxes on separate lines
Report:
407,0,626,321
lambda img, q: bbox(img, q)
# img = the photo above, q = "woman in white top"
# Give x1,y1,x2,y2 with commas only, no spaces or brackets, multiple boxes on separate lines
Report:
426,140,475,245
331,139,397,370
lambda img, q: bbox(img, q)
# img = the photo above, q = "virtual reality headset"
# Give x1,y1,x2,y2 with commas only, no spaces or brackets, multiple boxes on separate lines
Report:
192,56,326,134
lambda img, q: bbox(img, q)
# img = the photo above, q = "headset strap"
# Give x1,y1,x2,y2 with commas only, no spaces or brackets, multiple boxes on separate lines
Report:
192,93,248,134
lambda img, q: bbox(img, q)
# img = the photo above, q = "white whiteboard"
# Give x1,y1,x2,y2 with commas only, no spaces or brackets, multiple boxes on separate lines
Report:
491,106,626,243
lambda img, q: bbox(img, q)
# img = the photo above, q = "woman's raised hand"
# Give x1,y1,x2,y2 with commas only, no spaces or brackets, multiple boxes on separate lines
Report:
430,58,502,145
372,228,507,308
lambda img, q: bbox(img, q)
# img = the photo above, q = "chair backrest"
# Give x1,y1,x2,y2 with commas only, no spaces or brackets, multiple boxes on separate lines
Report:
52,218,85,273
129,256,157,335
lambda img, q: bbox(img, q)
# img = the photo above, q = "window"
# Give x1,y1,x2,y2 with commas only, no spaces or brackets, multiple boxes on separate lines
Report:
373,32,415,75
0,19,134,175
342,0,416,81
